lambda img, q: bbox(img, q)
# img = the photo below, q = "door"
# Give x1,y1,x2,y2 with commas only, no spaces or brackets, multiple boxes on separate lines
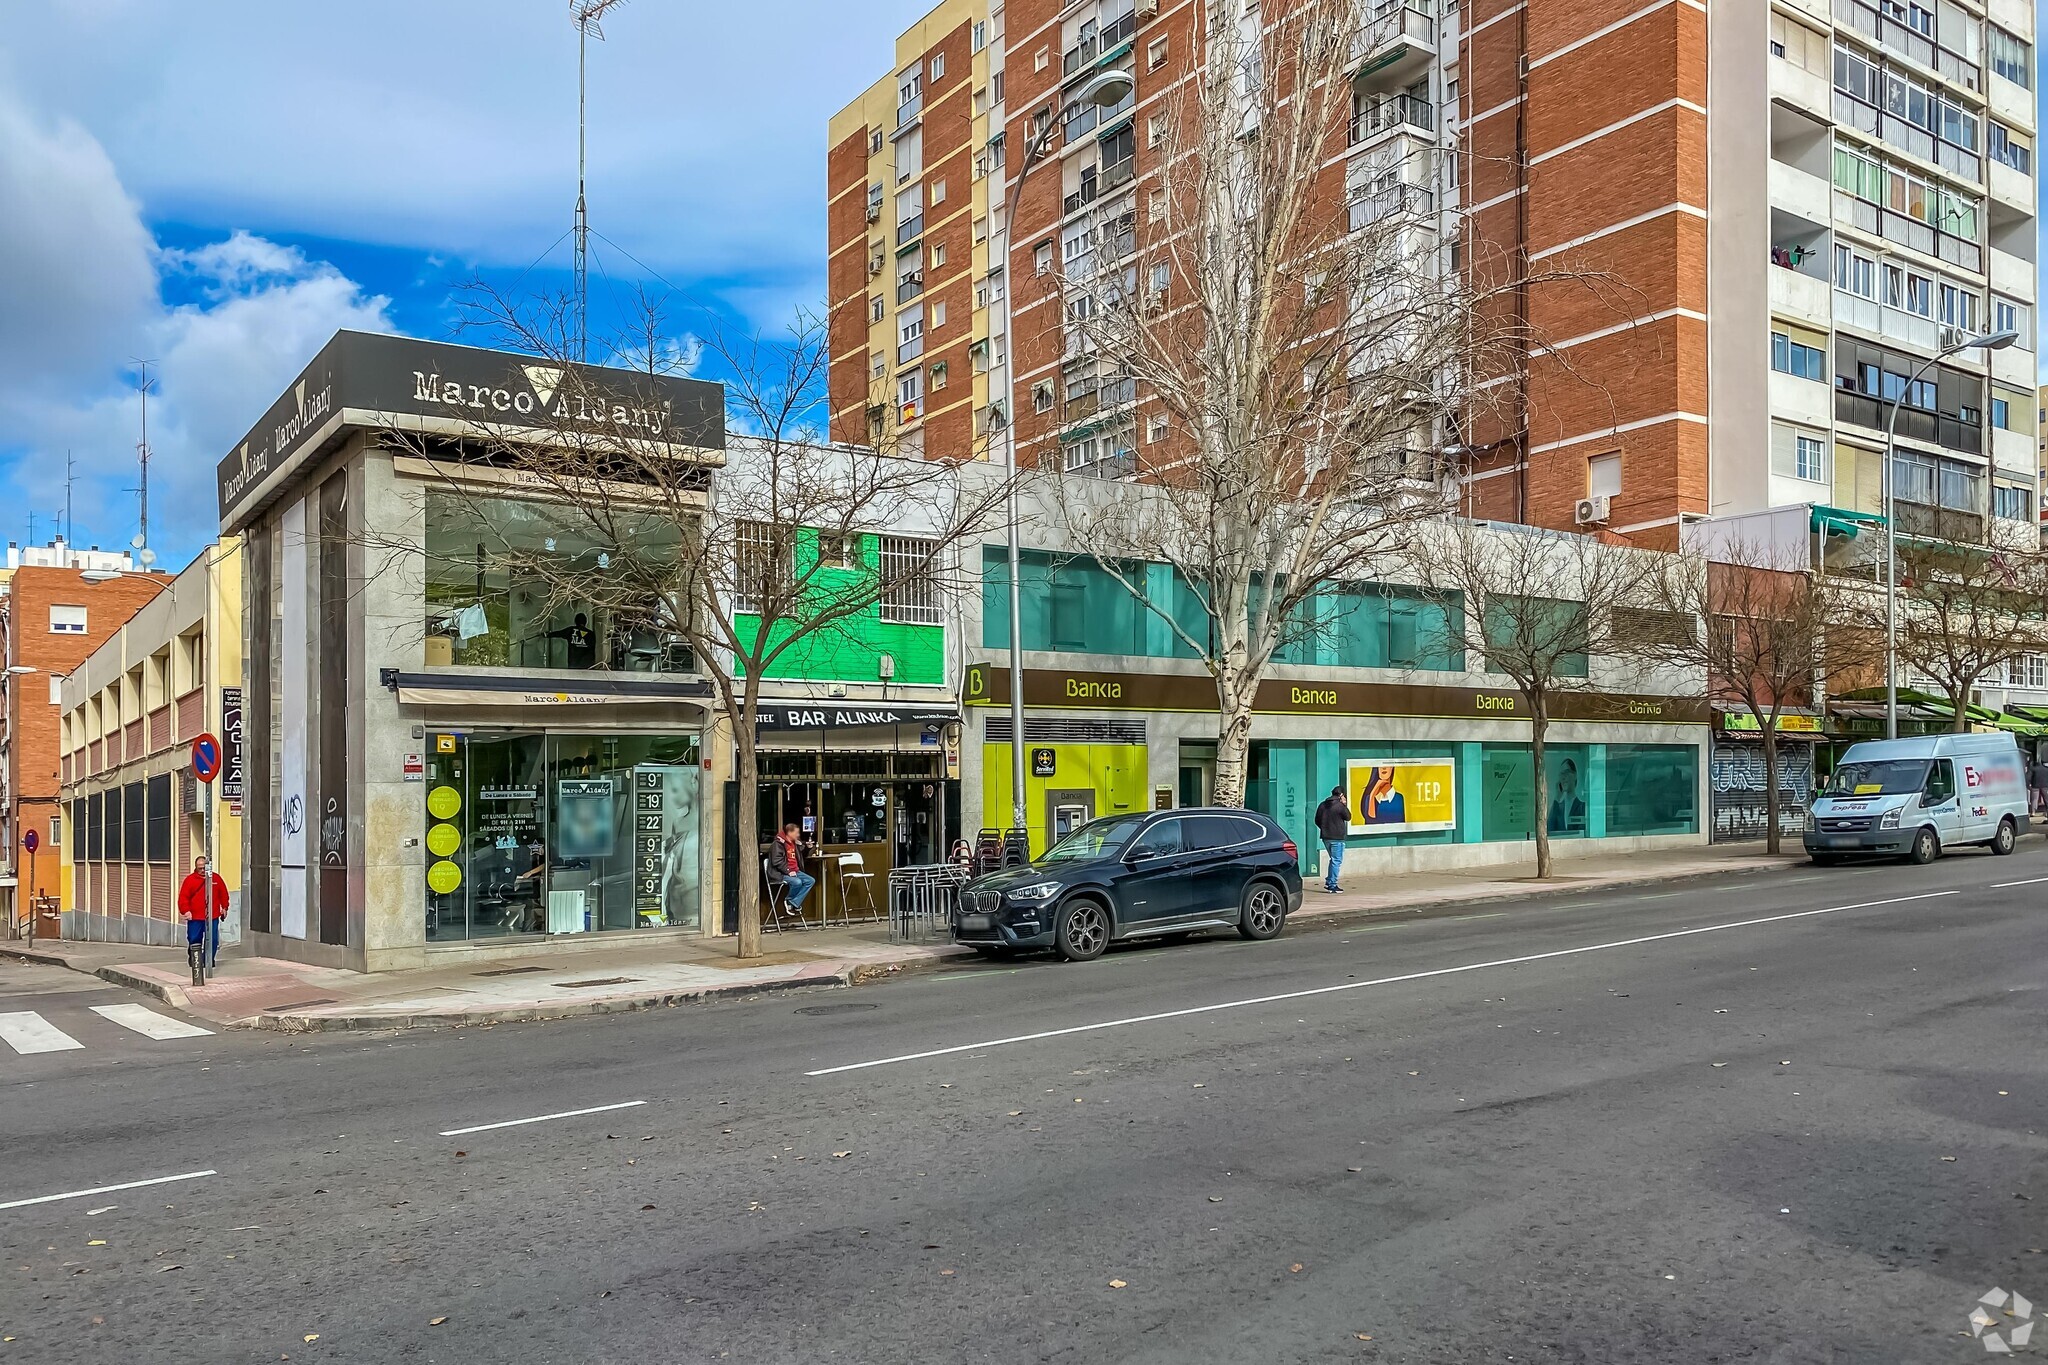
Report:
1045,789,1095,846
1920,759,1961,846
1183,814,1263,915
1115,815,1193,925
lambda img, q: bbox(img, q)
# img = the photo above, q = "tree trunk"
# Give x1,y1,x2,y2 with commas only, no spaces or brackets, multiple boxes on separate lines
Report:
1952,691,1971,733
733,686,763,960
1760,719,1781,855
1213,700,1255,809
1530,701,1551,879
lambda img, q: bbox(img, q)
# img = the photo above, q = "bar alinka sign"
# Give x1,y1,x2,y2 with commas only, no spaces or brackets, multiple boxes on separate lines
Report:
215,330,727,528
962,665,1708,725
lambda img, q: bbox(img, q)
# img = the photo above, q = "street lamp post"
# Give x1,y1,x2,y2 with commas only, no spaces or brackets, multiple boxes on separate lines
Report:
995,69,1134,840
1882,327,2019,739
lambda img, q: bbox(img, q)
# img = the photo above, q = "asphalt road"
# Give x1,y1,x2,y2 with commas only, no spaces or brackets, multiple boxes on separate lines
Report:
2,847,2044,1364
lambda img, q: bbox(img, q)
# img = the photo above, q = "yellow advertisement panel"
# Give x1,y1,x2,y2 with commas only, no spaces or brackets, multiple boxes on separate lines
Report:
1346,758,1457,835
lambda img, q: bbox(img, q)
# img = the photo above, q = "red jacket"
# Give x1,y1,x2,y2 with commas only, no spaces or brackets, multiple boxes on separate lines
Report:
178,871,229,921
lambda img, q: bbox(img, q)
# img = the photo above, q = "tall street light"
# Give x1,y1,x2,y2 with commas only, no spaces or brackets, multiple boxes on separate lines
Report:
1882,325,2019,739
995,68,1135,841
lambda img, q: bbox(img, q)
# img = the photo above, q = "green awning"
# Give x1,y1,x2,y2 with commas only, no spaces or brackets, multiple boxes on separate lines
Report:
1811,504,1885,539
1994,711,2048,737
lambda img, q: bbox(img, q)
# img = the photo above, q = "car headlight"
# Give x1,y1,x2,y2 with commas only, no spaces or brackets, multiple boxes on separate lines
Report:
1879,808,1902,829
1803,809,1815,832
1006,881,1061,902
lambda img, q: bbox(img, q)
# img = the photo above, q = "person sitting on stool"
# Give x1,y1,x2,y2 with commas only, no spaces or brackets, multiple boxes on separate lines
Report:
775,823,817,915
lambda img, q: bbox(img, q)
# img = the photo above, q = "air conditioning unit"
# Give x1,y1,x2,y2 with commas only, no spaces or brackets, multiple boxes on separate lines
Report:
865,203,880,223
1573,495,1611,526
868,257,884,277
1136,0,1158,14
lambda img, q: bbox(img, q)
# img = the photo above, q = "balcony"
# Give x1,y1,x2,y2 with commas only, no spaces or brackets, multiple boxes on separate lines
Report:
1349,181,1434,230
899,397,923,425
1352,2,1434,91
1832,0,1949,89
897,271,925,304
1835,390,1983,456
896,214,924,247
1989,157,2033,214
1770,46,1830,118
1063,10,1136,81
1769,158,1831,224
896,93,922,129
1770,261,1831,327
897,334,924,365
1990,246,2035,302
1349,94,1434,146
1894,499,1987,543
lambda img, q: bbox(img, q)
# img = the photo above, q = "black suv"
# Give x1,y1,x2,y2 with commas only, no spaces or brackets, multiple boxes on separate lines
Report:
953,809,1304,962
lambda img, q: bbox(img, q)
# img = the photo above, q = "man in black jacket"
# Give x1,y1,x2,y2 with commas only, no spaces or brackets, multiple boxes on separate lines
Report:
1313,785,1350,892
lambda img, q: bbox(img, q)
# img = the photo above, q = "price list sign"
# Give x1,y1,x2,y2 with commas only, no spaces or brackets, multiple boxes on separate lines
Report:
635,768,665,922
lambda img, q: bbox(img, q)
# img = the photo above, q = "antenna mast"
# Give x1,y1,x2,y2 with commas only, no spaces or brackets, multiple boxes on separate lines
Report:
132,360,155,554
571,0,626,364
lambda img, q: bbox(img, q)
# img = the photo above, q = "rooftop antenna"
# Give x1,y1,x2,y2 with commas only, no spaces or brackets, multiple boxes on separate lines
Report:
64,450,74,546
571,0,626,364
130,359,156,555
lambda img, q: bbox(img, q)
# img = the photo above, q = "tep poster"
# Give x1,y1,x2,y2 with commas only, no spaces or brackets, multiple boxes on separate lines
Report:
1345,758,1458,835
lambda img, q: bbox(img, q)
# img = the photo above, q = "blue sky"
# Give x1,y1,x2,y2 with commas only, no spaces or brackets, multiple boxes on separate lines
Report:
0,0,939,571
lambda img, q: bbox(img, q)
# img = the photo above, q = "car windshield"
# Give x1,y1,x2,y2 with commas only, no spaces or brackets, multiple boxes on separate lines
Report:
1038,814,1148,864
1825,759,1931,796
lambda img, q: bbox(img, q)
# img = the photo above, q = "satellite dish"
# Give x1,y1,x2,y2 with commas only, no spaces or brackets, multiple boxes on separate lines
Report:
131,535,146,549
138,548,158,567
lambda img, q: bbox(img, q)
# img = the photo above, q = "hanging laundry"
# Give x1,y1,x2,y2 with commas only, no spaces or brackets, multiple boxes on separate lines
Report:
455,602,490,641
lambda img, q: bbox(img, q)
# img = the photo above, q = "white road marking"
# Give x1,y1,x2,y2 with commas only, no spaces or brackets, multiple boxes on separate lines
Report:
1991,876,2048,888
89,1004,213,1040
805,890,1959,1076
439,1100,647,1137
0,1170,216,1212
0,1012,83,1055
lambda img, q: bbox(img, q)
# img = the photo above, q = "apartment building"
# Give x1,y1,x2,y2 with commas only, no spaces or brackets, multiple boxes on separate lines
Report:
826,0,1004,459
831,0,2038,553
56,540,244,944
0,543,167,935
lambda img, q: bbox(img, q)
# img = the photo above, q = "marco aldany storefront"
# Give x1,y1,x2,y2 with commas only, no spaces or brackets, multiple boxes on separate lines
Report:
216,330,726,972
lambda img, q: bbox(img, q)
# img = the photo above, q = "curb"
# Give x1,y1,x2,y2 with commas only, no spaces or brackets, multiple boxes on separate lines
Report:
231,967,860,1033
93,965,193,1014
0,944,83,969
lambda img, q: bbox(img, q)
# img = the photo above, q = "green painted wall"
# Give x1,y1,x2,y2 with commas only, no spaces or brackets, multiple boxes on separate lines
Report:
736,530,945,685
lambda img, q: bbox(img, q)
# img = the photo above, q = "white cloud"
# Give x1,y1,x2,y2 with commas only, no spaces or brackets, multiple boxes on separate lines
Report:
0,93,391,562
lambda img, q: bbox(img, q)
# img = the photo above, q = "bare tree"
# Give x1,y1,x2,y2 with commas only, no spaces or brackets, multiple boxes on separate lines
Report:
1032,0,1618,805
1895,542,2048,733
1652,540,1871,852
386,286,1006,957
1408,522,1681,878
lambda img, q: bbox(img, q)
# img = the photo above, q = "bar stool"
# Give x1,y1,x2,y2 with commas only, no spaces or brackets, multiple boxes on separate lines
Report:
761,857,805,932
838,852,879,920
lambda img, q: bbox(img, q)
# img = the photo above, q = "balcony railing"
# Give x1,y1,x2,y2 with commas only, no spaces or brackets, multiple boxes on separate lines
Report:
1352,3,1434,78
897,93,922,128
1835,390,1983,456
897,214,924,246
1101,156,1135,192
1349,182,1434,229
1833,91,1981,185
897,334,924,365
897,272,925,304
1350,94,1434,145
1062,10,1136,80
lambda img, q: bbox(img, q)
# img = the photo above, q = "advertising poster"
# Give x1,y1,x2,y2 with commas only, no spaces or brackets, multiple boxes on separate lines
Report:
557,778,617,859
1346,758,1457,835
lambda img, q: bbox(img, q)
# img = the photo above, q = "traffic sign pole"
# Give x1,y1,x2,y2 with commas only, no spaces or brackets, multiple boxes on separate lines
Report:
190,731,223,967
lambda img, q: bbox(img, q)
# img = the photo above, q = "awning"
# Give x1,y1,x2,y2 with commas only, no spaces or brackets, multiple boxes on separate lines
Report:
1811,504,1885,539
754,701,959,732
1992,711,2048,737
380,669,713,708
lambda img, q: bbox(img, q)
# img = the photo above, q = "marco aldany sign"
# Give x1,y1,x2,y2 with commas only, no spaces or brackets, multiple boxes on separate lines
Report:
216,330,726,528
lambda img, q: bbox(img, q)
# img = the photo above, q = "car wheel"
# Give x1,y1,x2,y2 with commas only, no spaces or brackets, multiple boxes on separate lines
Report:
1237,879,1286,941
1906,827,1939,865
1809,853,1840,867
1054,899,1110,962
1991,817,2018,855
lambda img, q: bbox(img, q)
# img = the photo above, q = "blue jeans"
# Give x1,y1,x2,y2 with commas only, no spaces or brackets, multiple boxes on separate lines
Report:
785,871,817,911
1323,839,1346,890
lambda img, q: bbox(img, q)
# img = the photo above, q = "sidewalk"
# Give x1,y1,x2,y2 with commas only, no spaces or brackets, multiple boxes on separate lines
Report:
3,842,1804,1032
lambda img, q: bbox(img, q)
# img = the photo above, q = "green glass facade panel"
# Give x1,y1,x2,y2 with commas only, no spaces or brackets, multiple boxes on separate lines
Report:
1603,744,1700,836
1481,598,1589,678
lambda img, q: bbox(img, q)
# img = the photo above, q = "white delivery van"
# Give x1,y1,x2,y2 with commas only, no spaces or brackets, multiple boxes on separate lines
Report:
1805,732,2029,864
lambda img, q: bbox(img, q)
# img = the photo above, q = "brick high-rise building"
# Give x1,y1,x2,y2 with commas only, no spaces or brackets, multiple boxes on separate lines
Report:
828,0,2039,547
0,542,168,934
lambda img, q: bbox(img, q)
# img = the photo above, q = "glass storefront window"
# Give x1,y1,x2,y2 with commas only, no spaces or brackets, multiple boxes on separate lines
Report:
1605,744,1699,836
1480,743,1590,841
423,491,695,673
423,729,702,941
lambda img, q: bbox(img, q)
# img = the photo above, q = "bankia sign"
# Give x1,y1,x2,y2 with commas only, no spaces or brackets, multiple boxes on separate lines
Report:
216,330,726,528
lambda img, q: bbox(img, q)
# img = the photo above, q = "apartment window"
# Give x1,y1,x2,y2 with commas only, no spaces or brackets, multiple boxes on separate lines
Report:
870,129,883,155
899,68,922,108
1147,113,1167,148
930,360,949,391
1834,244,1875,299
1034,46,1049,72
1771,329,1826,382
1587,453,1621,499
931,178,946,206
1994,485,2033,521
972,88,988,120
970,339,990,373
992,71,1004,103
1147,36,1168,70
48,675,61,706
971,20,986,52
1033,380,1055,412
898,370,923,409
1990,124,2032,175
2007,653,2047,687
932,301,947,328
1992,397,2013,429
1939,282,1979,336
1990,26,2031,90
1146,414,1168,444
1995,297,2029,338
877,537,941,624
871,353,885,380
900,307,923,345
931,241,947,268
50,604,86,634
870,296,884,322
734,522,790,616
930,52,945,82
1148,188,1166,222
971,216,987,244
1034,241,1053,274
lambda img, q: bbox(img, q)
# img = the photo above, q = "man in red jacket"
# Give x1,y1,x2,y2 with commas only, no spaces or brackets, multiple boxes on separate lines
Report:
178,855,230,970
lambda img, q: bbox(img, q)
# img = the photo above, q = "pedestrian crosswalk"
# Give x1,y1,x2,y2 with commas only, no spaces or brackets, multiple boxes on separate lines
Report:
0,1005,213,1056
